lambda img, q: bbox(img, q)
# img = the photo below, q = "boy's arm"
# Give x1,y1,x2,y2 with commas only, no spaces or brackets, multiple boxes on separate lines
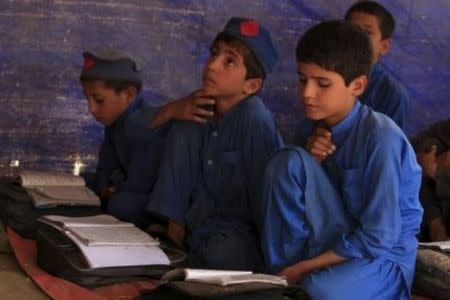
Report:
150,90,215,128
332,129,422,260
278,250,345,284
94,130,120,196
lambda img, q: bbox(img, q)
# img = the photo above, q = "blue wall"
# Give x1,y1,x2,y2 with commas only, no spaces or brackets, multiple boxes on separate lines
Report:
0,0,449,176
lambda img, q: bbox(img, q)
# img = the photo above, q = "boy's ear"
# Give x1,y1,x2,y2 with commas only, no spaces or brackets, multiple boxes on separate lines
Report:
350,75,368,97
243,78,263,95
124,86,138,104
379,37,392,57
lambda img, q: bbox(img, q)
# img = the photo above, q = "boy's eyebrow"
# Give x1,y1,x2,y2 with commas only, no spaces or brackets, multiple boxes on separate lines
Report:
297,71,330,81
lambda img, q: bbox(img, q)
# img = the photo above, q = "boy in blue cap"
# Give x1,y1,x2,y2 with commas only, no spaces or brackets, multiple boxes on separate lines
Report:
80,49,214,228
261,20,422,299
147,17,283,271
297,1,410,161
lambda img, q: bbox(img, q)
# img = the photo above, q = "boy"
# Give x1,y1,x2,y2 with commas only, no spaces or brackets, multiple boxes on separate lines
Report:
80,49,214,228
261,20,423,299
147,17,282,271
412,119,450,241
297,1,410,158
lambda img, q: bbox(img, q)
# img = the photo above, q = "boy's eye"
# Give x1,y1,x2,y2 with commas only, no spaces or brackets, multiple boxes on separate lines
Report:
225,57,237,67
93,97,104,103
364,30,373,36
318,81,330,88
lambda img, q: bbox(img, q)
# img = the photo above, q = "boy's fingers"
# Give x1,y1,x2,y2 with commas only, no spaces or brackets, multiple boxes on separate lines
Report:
195,108,214,117
313,127,332,139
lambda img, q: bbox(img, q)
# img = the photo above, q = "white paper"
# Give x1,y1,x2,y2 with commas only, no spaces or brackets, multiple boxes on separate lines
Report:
65,231,170,268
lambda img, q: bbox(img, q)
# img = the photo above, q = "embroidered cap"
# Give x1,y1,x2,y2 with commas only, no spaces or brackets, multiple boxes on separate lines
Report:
79,49,143,85
220,17,278,75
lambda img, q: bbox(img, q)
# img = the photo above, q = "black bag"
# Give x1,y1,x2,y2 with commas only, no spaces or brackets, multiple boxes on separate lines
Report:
138,282,310,300
36,222,188,287
0,183,101,239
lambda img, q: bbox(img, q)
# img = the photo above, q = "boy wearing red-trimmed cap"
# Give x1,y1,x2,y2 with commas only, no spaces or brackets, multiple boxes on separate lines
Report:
147,17,283,271
80,49,214,228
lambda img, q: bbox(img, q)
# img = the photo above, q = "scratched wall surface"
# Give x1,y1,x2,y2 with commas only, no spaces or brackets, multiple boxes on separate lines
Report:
0,0,449,176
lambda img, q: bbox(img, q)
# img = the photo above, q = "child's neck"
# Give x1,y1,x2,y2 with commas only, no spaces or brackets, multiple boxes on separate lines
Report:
214,94,250,119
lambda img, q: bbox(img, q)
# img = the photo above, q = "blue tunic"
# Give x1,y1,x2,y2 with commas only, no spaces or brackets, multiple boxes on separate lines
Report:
360,62,410,131
148,95,283,271
94,94,168,227
263,102,423,299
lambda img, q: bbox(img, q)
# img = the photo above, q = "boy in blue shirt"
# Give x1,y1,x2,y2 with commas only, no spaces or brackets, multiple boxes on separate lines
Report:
80,49,214,228
148,17,283,271
298,2,410,158
261,20,422,299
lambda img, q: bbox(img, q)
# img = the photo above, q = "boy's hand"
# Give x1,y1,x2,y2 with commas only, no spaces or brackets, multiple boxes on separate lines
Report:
277,261,313,284
99,186,116,201
151,90,215,127
416,145,438,179
306,127,336,163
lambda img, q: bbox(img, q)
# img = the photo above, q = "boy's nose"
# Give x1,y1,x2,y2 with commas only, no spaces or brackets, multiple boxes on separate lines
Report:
88,100,97,114
207,55,221,71
300,82,315,99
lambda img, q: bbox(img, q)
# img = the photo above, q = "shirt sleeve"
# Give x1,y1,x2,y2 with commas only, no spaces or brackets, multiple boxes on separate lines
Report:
94,130,119,194
244,115,284,227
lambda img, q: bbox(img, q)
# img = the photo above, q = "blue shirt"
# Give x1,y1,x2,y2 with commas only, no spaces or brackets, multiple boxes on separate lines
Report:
94,94,168,199
296,101,423,288
360,62,410,131
148,95,283,232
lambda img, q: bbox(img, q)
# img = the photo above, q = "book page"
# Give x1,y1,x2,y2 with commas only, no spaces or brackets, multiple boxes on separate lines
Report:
39,214,134,228
28,186,100,207
67,225,159,246
19,170,85,187
162,268,252,282
65,231,170,268
188,273,288,286
419,241,450,250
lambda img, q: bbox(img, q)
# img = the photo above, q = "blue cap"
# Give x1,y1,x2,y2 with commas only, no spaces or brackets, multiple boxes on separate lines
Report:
220,17,278,75
79,49,142,85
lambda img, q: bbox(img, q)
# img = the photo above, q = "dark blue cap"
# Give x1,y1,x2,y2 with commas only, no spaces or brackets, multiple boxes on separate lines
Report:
79,49,142,85
220,17,278,75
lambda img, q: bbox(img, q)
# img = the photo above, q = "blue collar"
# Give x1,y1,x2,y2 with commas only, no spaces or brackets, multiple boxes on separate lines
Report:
112,93,143,127
330,101,362,146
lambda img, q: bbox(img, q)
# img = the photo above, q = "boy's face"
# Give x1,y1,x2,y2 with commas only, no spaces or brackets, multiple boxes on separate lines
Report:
348,12,391,62
202,41,260,108
82,80,134,126
297,62,366,126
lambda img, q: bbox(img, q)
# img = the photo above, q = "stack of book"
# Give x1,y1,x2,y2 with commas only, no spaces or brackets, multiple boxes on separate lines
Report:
38,214,170,268
18,170,100,208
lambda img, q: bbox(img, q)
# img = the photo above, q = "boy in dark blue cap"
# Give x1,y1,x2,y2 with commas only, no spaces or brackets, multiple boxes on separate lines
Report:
147,17,283,271
80,49,214,228
261,20,422,299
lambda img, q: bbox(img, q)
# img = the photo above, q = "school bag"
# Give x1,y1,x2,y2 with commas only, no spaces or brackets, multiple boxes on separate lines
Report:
0,182,101,239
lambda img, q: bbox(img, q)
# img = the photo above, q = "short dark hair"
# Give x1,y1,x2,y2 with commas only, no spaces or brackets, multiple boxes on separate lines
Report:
345,1,395,39
80,78,142,94
212,32,266,80
296,20,373,86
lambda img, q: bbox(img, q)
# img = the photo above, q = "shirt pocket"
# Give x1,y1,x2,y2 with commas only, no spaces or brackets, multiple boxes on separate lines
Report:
207,150,244,200
341,168,364,221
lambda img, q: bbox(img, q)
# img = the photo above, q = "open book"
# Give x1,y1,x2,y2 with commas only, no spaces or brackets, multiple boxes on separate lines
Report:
18,170,100,207
419,241,450,251
161,268,288,287
38,214,170,268
39,214,160,246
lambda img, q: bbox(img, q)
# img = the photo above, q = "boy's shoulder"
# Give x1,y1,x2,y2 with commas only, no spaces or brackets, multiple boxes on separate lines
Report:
371,63,408,99
357,105,408,145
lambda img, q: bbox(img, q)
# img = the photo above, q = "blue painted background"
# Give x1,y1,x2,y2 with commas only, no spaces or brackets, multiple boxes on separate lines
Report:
0,0,449,176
